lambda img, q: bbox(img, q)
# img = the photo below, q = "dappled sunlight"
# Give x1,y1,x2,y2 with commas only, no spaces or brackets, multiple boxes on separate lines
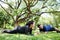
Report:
38,13,54,24
0,0,60,40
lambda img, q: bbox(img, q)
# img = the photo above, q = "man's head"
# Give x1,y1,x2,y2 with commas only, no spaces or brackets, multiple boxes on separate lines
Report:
26,20,35,29
37,24,43,29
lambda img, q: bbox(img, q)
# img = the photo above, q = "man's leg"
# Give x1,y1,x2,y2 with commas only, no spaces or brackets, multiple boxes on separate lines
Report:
54,27,60,33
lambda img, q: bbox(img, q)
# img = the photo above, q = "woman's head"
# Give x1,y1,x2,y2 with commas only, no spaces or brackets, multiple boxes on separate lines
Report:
26,20,35,28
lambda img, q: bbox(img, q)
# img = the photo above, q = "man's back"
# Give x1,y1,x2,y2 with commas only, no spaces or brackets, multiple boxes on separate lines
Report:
40,25,52,32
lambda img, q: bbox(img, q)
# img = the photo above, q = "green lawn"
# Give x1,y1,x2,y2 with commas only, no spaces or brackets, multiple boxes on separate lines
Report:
0,32,60,40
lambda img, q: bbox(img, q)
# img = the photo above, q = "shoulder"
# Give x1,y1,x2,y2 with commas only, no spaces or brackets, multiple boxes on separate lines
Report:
24,25,29,29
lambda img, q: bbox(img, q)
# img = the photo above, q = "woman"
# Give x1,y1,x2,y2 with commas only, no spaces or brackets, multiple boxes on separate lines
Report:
3,20,35,35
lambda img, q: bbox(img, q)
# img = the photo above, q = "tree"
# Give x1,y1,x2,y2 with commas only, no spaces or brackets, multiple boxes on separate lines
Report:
0,0,38,27
0,0,60,28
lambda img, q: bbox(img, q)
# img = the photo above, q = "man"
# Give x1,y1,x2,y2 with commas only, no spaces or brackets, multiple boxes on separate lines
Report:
37,24,60,33
3,20,35,35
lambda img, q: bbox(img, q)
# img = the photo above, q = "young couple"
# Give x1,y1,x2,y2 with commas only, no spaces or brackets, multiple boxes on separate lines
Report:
3,20,60,35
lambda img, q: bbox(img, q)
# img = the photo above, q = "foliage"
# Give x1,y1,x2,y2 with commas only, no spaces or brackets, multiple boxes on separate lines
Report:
0,0,39,27
0,8,11,28
0,0,60,28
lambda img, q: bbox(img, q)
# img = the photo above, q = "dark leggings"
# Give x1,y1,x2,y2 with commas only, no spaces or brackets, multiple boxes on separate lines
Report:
3,26,20,34
50,27,60,33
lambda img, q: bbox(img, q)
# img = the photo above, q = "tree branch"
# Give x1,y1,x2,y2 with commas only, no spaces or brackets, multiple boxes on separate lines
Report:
17,0,22,9
17,14,33,22
16,11,26,21
0,4,15,21
16,7,27,20
30,0,38,7
41,3,60,9
24,0,32,14
0,0,14,9
23,0,28,6
41,0,48,9
33,11,60,16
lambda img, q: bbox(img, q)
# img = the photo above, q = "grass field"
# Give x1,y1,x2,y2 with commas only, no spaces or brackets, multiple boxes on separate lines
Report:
0,32,60,40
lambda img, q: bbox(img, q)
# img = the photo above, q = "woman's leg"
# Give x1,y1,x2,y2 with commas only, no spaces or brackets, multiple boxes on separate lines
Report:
3,29,18,34
3,26,20,34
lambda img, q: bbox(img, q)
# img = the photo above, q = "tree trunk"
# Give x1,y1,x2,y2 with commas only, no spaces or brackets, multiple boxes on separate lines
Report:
14,20,19,27
3,21,6,28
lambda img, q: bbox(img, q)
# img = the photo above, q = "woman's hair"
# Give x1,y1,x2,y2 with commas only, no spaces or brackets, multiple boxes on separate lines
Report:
26,20,34,27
